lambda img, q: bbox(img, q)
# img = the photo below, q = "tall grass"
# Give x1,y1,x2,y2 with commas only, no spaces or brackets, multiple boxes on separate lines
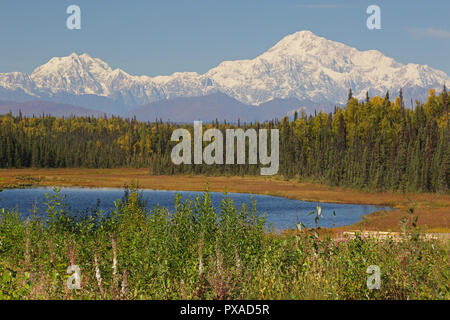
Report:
0,187,448,300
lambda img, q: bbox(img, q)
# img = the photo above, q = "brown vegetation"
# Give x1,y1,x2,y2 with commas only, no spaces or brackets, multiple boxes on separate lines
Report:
1,168,449,233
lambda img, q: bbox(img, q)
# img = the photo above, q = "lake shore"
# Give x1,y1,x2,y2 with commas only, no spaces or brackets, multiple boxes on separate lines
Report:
1,168,449,233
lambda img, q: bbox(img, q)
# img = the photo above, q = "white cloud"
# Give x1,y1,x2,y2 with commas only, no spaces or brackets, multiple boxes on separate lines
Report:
406,27,450,39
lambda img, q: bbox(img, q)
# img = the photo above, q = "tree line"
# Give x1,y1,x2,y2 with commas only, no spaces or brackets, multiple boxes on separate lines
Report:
0,88,448,193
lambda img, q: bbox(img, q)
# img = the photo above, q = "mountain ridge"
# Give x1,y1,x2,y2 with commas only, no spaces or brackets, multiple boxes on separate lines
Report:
127,92,328,123
0,100,108,118
0,30,448,118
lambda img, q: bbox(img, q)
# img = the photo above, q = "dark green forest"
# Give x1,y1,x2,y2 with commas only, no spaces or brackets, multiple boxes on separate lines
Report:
0,88,448,193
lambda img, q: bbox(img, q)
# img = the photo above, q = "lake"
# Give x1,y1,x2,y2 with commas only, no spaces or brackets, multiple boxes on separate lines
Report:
0,187,391,231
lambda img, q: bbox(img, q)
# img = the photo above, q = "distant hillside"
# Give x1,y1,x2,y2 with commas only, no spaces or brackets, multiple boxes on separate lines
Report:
128,92,330,123
0,100,107,117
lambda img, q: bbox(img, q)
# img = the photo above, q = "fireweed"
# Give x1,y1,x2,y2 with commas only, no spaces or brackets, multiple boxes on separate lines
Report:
0,187,448,300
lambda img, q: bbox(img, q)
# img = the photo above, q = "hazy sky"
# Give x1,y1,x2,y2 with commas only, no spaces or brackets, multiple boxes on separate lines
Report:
1,0,449,76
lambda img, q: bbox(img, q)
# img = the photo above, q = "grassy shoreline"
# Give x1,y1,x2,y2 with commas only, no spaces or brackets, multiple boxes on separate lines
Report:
0,186,448,300
1,170,449,300
1,168,449,233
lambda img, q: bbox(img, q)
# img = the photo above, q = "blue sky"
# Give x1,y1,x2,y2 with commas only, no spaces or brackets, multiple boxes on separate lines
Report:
0,0,449,76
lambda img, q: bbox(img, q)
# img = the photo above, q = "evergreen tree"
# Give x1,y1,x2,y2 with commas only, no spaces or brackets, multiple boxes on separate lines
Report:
0,88,447,193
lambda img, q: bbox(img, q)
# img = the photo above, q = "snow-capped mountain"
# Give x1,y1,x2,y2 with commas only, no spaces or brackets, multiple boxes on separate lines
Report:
204,30,449,104
0,30,448,117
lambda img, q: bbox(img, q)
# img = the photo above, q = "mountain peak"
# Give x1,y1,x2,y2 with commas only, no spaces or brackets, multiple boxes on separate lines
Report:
29,53,113,95
67,52,95,61
1,31,449,113
264,30,349,58
274,30,322,46
288,30,320,40
32,53,111,73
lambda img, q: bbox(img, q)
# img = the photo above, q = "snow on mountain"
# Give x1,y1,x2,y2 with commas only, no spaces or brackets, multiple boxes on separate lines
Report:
0,72,38,96
205,30,449,104
30,53,113,95
0,30,448,114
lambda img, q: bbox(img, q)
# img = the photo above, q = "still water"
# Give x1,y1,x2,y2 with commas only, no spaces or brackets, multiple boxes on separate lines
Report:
0,187,390,231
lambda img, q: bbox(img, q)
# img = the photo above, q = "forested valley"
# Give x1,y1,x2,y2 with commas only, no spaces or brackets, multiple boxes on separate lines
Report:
0,88,448,193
